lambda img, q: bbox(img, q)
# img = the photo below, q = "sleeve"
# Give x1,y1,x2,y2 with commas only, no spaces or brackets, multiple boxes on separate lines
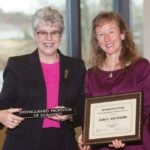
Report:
0,58,18,109
136,59,150,150
136,59,150,124
0,58,19,129
72,60,86,127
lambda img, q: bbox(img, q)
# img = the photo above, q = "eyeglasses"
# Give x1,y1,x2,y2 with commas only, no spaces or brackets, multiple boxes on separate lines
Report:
36,31,61,39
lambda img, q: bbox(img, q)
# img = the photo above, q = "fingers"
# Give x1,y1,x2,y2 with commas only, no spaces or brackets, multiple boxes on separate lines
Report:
0,108,24,129
50,106,69,122
78,136,85,150
77,134,91,150
78,134,83,144
53,106,65,109
8,108,22,113
7,118,19,129
78,145,91,150
109,139,125,149
7,116,24,129
50,114,69,122
9,108,24,122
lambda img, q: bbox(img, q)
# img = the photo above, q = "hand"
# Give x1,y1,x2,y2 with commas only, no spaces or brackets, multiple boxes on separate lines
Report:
108,139,125,149
0,108,24,129
50,106,71,122
78,134,91,150
51,114,70,122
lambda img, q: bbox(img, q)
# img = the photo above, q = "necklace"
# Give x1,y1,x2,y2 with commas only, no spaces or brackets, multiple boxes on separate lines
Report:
109,72,113,79
101,61,121,79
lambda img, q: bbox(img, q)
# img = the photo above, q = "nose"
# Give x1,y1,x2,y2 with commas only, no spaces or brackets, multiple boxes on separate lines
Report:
104,33,111,42
47,33,53,40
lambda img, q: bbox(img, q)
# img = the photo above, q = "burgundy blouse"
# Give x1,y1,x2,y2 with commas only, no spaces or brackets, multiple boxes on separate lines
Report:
85,58,150,150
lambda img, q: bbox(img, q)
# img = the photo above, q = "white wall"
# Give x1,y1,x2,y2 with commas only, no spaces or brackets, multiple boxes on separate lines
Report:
143,0,150,60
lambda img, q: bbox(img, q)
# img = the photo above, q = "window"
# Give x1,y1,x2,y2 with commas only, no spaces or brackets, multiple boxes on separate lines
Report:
80,0,113,65
131,0,143,54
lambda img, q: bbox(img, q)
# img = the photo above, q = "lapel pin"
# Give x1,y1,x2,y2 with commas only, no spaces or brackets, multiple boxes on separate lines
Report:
64,69,69,79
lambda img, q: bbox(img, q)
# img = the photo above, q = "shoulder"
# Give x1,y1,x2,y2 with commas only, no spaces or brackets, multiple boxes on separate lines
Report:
7,49,38,64
132,58,150,69
62,54,84,64
8,54,30,63
5,53,32,71
58,50,83,64
85,66,99,80
61,54,86,71
131,58,150,79
87,66,98,74
136,57,149,64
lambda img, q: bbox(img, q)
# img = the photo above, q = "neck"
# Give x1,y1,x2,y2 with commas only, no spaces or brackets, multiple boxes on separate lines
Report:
103,51,121,70
39,53,59,64
102,57,121,71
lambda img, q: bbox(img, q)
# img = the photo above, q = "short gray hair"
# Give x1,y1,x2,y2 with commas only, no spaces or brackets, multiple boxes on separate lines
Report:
32,6,64,34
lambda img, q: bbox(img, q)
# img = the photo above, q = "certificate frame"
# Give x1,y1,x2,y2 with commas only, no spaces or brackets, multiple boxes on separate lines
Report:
83,92,143,146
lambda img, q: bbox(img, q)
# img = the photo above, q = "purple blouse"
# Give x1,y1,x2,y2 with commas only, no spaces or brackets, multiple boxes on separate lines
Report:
85,58,150,150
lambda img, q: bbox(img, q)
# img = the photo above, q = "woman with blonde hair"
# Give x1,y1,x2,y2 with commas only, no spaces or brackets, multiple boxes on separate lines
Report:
78,11,150,150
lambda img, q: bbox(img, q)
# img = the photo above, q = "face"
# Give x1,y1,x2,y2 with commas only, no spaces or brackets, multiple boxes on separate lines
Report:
34,21,62,59
95,21,125,56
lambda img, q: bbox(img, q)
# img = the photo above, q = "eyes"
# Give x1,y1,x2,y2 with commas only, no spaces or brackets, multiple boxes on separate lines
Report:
36,31,61,39
96,30,115,39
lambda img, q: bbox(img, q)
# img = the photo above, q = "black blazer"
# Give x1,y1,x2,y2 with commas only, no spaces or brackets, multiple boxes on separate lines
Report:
0,50,86,150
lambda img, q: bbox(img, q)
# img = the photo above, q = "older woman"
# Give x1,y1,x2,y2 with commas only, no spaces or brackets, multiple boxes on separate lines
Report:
78,11,150,150
0,6,86,150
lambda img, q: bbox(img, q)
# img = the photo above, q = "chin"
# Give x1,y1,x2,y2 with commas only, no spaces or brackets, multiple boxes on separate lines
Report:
47,51,57,56
45,48,56,53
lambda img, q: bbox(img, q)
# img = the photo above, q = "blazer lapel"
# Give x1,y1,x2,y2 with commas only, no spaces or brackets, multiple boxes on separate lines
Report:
58,51,70,106
28,50,46,106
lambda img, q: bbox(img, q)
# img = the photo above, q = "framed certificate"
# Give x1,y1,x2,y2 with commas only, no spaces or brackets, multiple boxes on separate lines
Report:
83,92,143,146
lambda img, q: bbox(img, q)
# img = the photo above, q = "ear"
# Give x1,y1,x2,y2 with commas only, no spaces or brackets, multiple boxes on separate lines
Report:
121,33,125,40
